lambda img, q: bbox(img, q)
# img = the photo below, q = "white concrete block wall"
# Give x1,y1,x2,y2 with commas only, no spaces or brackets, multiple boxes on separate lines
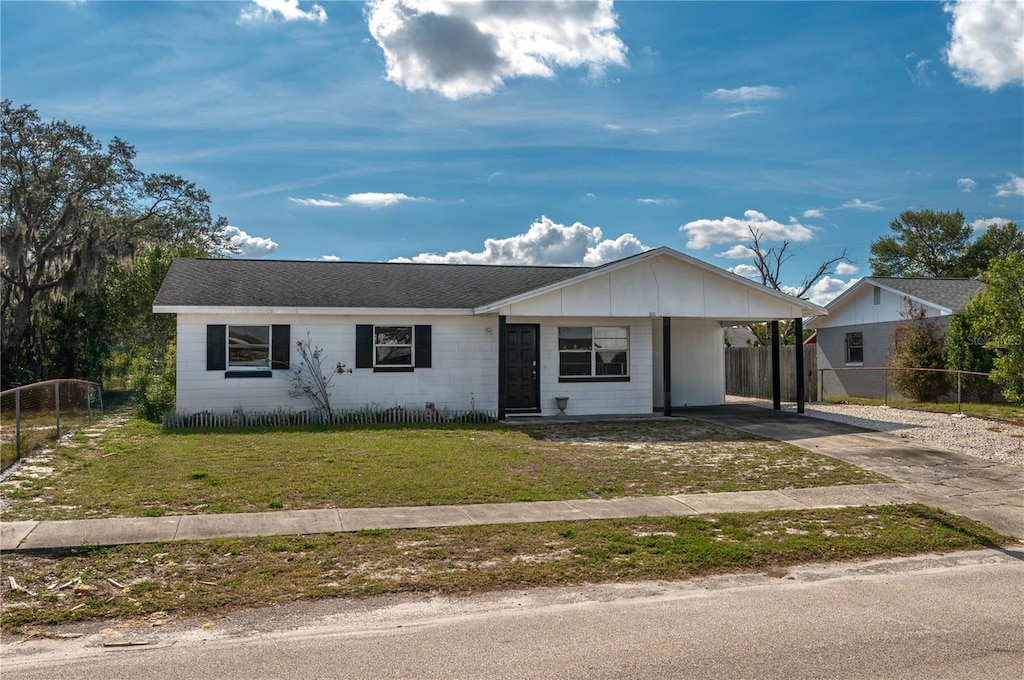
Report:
509,317,655,416
669,319,725,407
175,314,498,414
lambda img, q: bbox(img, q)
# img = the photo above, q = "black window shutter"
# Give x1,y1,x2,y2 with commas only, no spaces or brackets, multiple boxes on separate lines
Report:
414,325,432,368
207,325,226,371
355,324,373,368
271,325,290,370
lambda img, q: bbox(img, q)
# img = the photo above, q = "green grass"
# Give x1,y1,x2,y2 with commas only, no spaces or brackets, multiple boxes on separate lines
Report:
0,504,1009,632
820,397,1024,424
0,417,889,521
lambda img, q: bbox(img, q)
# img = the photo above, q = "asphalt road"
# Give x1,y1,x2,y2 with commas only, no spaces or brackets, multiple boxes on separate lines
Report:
3,548,1022,679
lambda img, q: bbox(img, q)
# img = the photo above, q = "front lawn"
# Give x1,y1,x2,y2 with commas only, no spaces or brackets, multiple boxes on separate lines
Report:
0,418,888,521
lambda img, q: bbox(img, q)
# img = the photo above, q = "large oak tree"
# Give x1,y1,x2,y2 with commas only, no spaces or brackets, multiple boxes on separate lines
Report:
1,100,227,387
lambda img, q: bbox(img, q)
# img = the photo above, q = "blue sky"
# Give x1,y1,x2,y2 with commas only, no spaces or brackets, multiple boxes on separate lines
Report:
3,0,1022,303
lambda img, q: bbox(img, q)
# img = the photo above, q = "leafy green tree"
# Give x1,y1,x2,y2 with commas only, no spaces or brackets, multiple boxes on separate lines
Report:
942,310,996,401
0,100,227,387
966,254,1024,403
870,210,1022,278
889,300,948,402
958,222,1024,275
870,209,973,277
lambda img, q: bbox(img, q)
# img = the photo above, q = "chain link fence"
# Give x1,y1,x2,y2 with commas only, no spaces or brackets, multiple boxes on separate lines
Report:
0,379,103,471
818,367,1004,410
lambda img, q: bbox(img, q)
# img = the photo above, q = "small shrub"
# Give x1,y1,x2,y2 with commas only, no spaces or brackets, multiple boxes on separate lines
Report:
268,500,283,509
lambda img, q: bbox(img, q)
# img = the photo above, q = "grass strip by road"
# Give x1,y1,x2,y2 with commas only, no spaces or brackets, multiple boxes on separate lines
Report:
1,504,1009,633
1,418,888,521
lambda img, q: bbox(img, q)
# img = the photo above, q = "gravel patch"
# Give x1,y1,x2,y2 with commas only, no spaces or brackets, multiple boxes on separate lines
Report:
727,397,1024,467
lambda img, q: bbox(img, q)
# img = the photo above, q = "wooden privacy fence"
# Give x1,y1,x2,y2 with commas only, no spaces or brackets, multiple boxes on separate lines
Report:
725,345,817,402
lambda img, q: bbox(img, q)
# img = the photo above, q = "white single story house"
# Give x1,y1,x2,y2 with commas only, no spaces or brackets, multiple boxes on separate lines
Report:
153,247,826,418
807,276,984,399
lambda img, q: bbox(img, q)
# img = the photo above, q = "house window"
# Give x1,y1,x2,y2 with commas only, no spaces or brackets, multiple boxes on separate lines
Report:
206,324,289,376
355,324,432,372
375,326,413,367
845,332,864,364
228,326,270,368
558,326,629,380
873,286,881,305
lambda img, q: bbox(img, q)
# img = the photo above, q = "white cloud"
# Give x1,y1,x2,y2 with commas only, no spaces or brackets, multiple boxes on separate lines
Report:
725,109,762,119
319,255,342,261
803,209,825,219
730,264,761,280
680,210,815,249
969,216,1012,231
289,192,428,207
289,197,345,207
344,192,428,207
365,0,627,99
944,0,1024,91
637,197,676,206
904,53,933,86
840,198,885,212
240,0,327,23
715,245,756,260
835,262,860,275
390,215,649,266
957,177,977,192
995,173,1024,196
220,226,279,258
704,85,783,102
802,276,859,307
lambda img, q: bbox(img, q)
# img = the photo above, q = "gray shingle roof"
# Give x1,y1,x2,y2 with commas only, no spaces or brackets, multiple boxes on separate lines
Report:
154,258,590,309
869,277,985,311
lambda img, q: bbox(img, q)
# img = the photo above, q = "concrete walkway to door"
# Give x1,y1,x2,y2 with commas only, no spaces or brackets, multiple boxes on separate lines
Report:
680,404,1024,540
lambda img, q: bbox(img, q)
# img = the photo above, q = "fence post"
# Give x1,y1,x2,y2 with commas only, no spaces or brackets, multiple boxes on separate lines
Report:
55,381,61,439
883,369,888,407
957,372,962,414
87,383,92,421
15,389,21,455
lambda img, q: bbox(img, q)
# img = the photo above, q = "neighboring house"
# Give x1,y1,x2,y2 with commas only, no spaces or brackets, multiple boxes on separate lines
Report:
153,246,825,419
807,277,985,399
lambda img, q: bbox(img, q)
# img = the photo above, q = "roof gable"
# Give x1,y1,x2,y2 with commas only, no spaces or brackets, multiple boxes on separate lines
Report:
808,276,985,329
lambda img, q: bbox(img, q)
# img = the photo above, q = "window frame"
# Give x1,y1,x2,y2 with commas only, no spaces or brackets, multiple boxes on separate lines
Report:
557,325,630,382
373,325,414,369
227,324,271,370
845,331,864,365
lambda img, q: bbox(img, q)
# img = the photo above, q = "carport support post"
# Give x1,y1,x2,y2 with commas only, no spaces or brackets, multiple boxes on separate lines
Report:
663,317,672,417
794,317,805,414
771,320,781,411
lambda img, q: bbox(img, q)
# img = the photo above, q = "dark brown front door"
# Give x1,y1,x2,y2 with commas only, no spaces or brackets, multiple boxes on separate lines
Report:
505,324,539,411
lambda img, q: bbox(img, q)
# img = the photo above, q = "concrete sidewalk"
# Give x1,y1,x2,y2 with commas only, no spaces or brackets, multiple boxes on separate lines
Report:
3,404,1022,551
2,482,942,552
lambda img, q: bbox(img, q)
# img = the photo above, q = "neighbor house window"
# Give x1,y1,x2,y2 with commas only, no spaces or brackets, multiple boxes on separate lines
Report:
228,326,270,368
375,326,413,367
845,332,864,364
558,326,629,379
